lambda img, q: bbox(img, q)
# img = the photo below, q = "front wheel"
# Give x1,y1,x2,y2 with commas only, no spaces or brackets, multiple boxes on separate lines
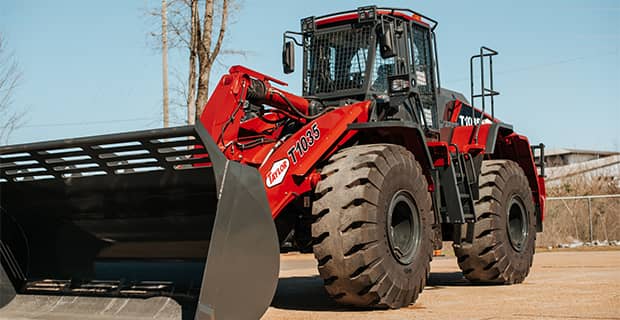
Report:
311,144,433,308
453,160,536,284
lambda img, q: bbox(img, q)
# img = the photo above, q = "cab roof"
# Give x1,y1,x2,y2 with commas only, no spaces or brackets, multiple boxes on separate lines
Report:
306,7,437,31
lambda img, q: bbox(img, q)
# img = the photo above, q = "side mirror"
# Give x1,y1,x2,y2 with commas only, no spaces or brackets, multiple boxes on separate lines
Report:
282,41,295,74
379,22,396,59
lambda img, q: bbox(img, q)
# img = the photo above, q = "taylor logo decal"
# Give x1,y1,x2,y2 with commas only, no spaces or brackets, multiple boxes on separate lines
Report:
266,158,289,188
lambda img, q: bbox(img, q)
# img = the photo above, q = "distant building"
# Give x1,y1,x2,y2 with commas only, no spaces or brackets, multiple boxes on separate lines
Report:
536,148,619,167
536,149,620,187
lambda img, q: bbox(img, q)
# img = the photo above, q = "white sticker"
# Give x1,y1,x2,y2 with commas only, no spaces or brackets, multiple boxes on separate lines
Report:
423,108,433,127
416,71,427,86
266,158,289,188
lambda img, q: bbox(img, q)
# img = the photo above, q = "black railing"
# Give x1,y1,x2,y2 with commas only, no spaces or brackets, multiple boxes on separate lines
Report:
531,143,546,178
470,46,500,143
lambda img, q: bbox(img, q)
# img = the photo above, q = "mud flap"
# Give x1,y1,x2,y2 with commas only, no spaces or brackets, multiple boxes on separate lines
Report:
0,123,279,320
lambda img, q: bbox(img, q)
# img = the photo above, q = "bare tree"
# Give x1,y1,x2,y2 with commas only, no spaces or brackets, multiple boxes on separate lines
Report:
186,0,199,125
150,0,236,125
0,34,23,144
162,0,170,127
193,0,228,122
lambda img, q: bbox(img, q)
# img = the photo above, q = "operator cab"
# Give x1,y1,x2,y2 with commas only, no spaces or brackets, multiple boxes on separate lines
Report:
283,6,440,129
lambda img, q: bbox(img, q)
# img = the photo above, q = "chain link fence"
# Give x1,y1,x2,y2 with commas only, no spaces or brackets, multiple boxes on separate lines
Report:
537,194,620,247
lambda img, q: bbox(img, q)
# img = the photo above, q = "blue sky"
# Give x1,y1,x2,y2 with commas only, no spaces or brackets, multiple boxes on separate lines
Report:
0,0,618,151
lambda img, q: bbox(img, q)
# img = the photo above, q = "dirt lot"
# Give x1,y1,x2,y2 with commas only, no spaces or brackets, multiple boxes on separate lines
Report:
264,249,620,320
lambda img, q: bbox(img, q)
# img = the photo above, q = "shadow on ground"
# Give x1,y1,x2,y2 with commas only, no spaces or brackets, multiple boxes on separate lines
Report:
271,271,494,311
270,276,366,312
427,272,469,287
428,272,505,288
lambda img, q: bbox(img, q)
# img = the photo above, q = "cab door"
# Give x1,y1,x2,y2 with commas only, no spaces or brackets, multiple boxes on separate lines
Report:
409,22,437,128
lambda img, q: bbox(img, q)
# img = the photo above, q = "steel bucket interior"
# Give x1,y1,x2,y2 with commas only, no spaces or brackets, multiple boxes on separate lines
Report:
0,124,279,320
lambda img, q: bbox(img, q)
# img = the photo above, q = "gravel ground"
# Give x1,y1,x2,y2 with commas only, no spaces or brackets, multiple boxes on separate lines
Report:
264,249,620,320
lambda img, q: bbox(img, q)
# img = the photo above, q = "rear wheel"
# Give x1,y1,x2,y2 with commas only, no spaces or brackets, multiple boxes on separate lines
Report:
311,144,433,308
453,160,536,284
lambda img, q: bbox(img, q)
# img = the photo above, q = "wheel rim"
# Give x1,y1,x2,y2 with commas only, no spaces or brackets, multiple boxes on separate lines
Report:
507,195,528,252
387,190,420,265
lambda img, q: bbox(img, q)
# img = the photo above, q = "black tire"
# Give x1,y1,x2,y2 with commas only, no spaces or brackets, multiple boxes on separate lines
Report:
453,160,536,284
311,144,433,308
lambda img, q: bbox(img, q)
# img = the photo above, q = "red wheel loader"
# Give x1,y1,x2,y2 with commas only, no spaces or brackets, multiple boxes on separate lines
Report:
0,6,546,319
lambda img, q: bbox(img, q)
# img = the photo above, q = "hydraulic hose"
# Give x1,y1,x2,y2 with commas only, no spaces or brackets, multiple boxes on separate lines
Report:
246,78,336,121
270,90,337,120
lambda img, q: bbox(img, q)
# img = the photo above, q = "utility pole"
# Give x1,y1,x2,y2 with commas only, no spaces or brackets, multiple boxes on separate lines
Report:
162,0,170,127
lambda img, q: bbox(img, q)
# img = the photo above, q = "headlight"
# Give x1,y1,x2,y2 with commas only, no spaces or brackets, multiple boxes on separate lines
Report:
390,79,410,92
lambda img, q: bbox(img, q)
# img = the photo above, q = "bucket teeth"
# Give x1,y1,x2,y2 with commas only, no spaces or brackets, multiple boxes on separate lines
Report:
24,279,177,298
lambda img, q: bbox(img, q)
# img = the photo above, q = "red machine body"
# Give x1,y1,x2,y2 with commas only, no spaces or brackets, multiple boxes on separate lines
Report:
199,65,546,223
200,66,371,218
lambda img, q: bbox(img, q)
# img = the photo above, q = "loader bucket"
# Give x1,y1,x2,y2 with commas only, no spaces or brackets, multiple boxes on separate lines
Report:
0,123,279,320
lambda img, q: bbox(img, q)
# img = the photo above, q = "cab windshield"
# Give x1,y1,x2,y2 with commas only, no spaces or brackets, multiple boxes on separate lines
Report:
303,25,395,96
